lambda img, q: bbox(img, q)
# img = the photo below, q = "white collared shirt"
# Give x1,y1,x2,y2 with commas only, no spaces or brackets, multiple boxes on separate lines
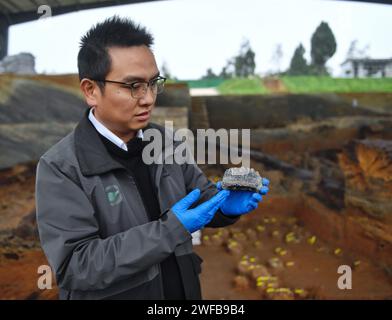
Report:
88,107,143,152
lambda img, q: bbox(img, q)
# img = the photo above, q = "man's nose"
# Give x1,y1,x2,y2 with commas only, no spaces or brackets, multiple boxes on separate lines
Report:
138,86,156,105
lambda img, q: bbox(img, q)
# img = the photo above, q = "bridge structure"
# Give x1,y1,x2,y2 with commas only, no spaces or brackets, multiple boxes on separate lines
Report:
0,0,390,59
0,0,161,59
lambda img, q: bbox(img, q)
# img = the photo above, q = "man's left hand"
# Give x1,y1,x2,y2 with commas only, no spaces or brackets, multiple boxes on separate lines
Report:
216,178,270,216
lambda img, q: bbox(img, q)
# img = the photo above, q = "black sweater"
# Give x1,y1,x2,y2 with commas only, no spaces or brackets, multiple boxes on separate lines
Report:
98,132,186,300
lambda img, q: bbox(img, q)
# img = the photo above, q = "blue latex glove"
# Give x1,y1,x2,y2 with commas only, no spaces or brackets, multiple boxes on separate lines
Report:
216,178,270,216
172,188,230,233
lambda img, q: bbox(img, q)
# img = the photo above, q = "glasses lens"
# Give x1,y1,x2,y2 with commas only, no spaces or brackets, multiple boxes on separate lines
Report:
155,78,165,94
131,83,147,98
130,77,166,98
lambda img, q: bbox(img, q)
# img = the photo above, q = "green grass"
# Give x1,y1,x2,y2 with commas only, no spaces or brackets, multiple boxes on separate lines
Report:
282,76,392,93
173,76,392,94
217,77,268,95
179,78,226,88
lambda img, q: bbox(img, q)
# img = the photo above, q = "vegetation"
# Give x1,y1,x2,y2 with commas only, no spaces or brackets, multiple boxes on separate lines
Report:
287,21,337,76
202,39,256,80
183,76,392,94
217,77,268,95
282,76,392,93
310,22,337,75
182,78,226,88
288,44,308,76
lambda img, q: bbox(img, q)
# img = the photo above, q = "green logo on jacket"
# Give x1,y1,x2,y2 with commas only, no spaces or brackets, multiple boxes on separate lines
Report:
105,185,123,206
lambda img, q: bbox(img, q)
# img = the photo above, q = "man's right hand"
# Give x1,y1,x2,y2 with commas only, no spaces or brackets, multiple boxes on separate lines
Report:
171,189,230,233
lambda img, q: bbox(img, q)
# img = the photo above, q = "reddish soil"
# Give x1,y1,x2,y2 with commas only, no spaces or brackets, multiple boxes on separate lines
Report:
0,249,58,300
263,78,288,93
0,171,36,230
195,208,392,300
0,170,391,300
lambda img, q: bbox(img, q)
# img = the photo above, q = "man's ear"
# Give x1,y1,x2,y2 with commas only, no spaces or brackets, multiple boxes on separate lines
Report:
80,78,101,107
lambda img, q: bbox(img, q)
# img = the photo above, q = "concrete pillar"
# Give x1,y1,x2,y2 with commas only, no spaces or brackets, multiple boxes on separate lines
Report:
0,18,9,60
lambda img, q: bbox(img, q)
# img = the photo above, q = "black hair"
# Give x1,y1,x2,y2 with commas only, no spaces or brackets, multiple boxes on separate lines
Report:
77,16,154,90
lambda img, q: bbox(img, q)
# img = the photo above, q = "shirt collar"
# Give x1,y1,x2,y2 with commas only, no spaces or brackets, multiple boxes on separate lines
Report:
88,107,143,152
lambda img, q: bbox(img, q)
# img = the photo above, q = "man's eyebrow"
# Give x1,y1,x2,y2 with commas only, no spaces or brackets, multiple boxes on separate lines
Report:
121,72,160,83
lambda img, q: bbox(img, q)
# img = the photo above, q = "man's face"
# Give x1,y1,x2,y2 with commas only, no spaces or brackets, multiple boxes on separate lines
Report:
93,45,159,138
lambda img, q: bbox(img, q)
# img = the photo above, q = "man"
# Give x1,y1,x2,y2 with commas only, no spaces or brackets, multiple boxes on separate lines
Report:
35,16,269,300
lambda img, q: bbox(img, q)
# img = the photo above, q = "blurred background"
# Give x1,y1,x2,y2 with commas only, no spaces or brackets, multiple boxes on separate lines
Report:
0,0,391,300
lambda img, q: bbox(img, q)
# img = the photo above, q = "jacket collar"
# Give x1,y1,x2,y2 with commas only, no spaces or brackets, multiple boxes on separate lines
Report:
74,108,126,176
88,107,144,151
74,108,175,178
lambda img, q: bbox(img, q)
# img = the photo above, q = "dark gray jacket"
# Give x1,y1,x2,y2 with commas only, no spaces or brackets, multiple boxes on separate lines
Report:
35,110,239,300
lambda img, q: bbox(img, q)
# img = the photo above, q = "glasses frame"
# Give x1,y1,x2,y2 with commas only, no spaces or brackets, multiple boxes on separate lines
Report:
90,75,167,98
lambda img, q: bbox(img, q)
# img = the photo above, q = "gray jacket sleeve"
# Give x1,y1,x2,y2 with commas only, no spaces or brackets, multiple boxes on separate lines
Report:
35,157,192,291
181,162,240,228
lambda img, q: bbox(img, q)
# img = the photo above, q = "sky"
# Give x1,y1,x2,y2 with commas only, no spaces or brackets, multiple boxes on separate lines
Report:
7,0,392,79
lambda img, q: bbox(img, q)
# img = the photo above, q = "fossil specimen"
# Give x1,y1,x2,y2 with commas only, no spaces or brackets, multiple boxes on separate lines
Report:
221,167,263,192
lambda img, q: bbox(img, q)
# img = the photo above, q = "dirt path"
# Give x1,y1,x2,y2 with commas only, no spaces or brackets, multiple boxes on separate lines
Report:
263,77,288,93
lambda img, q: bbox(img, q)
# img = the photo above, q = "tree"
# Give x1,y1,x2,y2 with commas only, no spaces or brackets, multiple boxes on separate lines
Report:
202,68,218,80
233,39,256,77
219,65,232,79
346,40,358,60
199,39,255,80
219,58,235,79
270,44,283,74
161,61,173,80
288,43,309,75
346,40,370,60
310,21,337,75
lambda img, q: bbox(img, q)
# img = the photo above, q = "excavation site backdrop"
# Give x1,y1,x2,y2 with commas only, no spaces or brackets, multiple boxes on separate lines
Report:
0,0,391,300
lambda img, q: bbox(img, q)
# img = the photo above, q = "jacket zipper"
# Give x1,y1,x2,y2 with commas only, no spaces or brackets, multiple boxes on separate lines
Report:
126,171,165,298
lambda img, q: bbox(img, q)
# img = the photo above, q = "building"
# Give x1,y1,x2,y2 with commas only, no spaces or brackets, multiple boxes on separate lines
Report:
0,52,36,74
341,58,392,78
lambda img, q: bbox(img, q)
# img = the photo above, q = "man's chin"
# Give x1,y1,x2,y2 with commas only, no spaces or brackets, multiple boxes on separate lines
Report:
129,120,150,132
136,120,150,129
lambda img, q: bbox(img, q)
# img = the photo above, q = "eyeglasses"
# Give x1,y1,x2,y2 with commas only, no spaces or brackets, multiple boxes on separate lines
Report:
90,76,166,99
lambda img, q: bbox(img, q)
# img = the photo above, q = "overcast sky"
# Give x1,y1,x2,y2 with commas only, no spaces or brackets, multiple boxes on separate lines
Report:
8,0,392,79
